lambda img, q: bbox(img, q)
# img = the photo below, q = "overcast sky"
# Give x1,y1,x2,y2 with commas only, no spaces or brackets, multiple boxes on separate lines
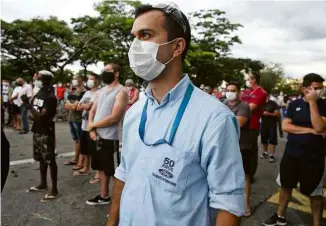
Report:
1,0,326,78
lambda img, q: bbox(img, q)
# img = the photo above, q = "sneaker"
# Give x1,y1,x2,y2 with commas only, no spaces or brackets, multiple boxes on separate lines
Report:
260,152,268,159
269,156,276,163
262,213,287,226
86,195,111,206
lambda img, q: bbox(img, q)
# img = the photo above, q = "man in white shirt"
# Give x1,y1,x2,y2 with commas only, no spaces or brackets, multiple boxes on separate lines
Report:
17,78,33,134
10,81,23,130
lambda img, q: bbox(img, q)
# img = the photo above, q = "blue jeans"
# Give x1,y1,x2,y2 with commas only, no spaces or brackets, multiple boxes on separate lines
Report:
69,121,82,142
21,105,29,132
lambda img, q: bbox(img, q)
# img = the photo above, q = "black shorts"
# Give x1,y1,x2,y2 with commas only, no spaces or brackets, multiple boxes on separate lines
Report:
240,149,251,175
279,151,325,196
13,105,20,115
261,123,278,145
33,133,55,164
91,138,118,177
80,131,96,155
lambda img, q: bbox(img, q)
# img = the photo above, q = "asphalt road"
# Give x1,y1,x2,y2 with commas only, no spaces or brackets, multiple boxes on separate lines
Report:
1,123,325,226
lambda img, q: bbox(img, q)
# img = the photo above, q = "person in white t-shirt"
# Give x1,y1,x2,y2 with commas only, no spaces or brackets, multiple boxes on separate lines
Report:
17,78,33,134
10,80,23,130
73,74,100,177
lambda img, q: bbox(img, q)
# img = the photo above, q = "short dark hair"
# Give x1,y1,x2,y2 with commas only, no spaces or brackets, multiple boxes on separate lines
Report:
251,71,261,84
135,5,191,61
89,73,99,80
302,73,324,87
110,63,121,73
227,82,240,91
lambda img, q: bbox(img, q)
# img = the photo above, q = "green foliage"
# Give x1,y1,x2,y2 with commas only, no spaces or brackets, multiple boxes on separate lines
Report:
260,63,284,91
0,1,283,88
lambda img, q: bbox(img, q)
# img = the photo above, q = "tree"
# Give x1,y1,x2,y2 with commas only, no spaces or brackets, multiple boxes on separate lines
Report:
1,16,102,80
1,17,74,77
189,9,242,56
259,63,285,91
185,9,243,86
93,0,142,83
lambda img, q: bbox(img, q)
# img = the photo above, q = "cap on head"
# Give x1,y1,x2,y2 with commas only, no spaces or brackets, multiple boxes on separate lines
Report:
125,79,134,86
38,70,54,84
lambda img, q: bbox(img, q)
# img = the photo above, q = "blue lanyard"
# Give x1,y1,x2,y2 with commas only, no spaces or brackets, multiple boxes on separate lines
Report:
139,84,194,146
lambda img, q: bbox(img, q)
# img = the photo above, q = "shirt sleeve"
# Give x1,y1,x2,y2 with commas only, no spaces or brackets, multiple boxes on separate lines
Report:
43,96,57,117
114,112,131,182
200,113,245,217
79,91,90,103
237,102,251,119
317,100,326,117
251,89,267,107
285,101,295,119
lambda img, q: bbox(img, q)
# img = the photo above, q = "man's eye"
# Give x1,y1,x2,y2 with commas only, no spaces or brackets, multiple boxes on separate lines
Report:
140,33,151,40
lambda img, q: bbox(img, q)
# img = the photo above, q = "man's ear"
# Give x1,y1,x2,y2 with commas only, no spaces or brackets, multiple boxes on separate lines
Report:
173,38,186,58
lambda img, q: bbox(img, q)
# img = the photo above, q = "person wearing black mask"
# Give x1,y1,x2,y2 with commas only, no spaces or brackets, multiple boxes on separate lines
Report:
86,63,128,206
26,70,59,202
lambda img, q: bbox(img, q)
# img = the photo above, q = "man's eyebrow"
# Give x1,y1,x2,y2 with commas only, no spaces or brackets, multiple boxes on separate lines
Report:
131,28,155,35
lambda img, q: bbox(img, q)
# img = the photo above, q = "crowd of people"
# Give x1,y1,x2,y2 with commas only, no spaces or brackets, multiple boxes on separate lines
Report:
1,2,325,226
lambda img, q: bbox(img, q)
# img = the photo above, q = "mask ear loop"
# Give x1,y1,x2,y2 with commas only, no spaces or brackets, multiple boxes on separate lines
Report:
161,38,181,65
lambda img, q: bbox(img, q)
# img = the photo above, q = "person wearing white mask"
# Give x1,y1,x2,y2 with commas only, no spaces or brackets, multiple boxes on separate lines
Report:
107,3,245,226
73,74,100,176
224,82,252,217
240,69,267,182
64,75,86,169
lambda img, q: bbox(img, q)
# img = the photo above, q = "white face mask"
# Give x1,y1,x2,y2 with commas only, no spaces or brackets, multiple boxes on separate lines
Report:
226,92,237,101
87,80,95,89
246,80,252,88
128,38,176,81
34,80,43,89
72,79,79,87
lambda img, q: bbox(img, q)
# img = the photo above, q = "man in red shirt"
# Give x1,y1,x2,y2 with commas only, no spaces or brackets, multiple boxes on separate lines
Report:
241,69,267,180
56,82,66,120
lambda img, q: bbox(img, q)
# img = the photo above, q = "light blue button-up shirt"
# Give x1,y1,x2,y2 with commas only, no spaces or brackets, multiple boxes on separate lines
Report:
115,75,245,226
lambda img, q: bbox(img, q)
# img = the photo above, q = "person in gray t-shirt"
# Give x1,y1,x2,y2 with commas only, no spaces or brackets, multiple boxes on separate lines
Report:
224,82,252,217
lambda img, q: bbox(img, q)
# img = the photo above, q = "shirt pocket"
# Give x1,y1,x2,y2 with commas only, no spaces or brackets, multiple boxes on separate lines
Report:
147,145,195,194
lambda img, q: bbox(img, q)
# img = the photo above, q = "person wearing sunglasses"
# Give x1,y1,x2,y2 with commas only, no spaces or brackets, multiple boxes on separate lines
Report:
107,3,245,226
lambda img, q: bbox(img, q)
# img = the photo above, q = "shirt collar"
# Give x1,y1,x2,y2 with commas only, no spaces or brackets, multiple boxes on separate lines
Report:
145,74,191,107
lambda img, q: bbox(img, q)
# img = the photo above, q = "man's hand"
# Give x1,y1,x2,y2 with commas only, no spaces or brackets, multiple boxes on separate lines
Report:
89,130,97,141
305,87,319,103
263,111,269,116
106,218,117,226
312,129,326,137
87,122,95,132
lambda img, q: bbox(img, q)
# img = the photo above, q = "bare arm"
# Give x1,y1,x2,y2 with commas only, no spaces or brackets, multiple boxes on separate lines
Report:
128,89,139,105
65,101,78,111
87,99,98,126
216,210,241,226
248,103,257,111
263,110,280,117
10,93,18,101
282,118,314,134
106,178,125,226
77,102,93,111
309,101,326,133
92,90,128,129
236,116,248,128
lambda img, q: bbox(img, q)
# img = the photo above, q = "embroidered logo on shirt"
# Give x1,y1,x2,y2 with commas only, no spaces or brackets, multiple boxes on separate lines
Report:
296,107,301,111
159,157,175,178
152,157,176,186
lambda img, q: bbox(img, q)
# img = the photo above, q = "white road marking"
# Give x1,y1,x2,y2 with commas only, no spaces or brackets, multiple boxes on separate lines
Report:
10,152,75,166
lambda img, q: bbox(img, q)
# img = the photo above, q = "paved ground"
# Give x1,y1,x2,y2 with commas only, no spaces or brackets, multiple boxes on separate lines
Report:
1,122,326,226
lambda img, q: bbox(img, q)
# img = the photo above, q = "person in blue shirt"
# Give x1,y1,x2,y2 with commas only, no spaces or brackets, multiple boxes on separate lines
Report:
263,73,326,226
106,2,245,226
